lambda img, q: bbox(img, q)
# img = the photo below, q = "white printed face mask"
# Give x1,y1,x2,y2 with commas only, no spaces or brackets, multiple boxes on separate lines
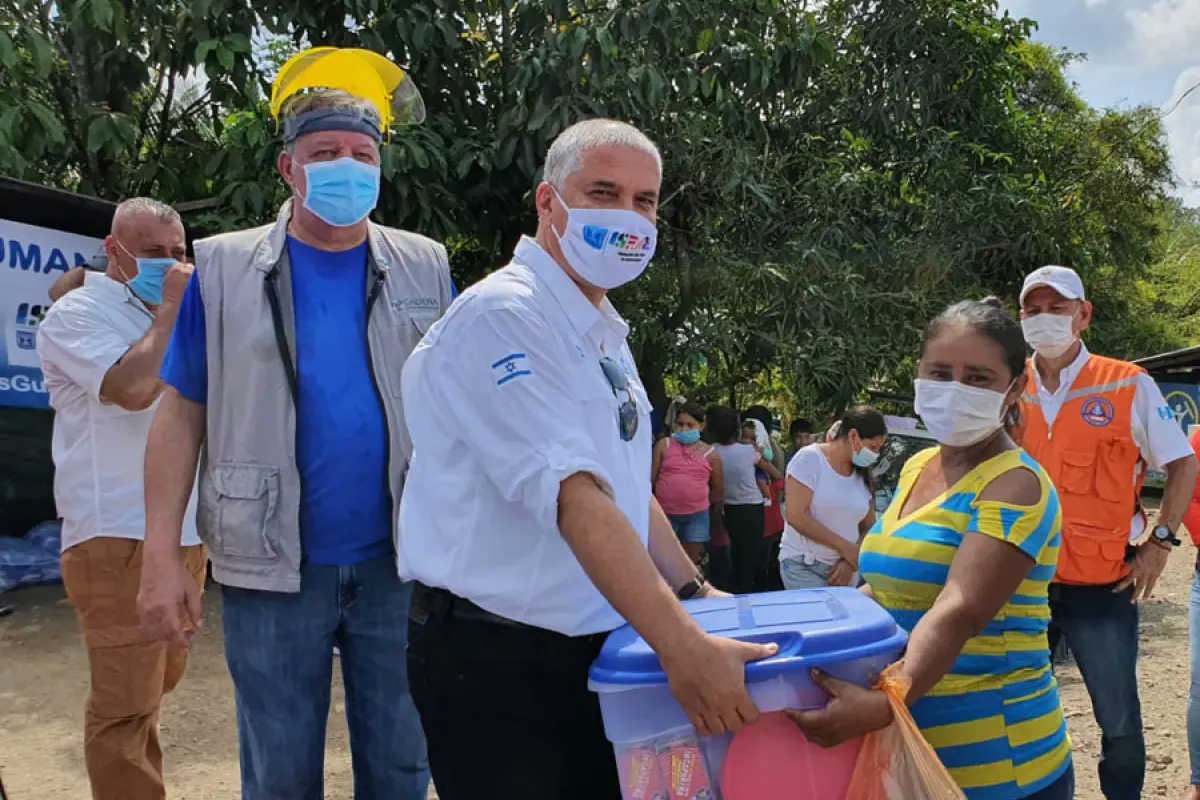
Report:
550,186,658,290
1021,313,1077,358
913,379,1009,448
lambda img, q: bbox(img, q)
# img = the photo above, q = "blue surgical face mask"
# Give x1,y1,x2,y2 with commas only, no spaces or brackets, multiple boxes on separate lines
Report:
116,241,175,305
674,429,702,445
852,442,880,468
301,157,381,227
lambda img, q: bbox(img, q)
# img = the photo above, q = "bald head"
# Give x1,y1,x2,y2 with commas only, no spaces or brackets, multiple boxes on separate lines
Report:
105,197,186,285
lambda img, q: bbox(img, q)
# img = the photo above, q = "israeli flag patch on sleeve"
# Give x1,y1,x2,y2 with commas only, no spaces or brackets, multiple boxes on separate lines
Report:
492,353,532,386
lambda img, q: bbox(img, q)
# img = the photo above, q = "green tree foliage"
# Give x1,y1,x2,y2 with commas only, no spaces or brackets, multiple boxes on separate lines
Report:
0,0,1181,413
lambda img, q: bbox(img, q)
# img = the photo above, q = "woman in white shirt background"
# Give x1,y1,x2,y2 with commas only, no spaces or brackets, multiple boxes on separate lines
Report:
779,406,887,590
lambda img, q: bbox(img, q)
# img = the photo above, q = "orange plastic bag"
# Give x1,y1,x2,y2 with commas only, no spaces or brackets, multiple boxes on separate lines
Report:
844,664,966,800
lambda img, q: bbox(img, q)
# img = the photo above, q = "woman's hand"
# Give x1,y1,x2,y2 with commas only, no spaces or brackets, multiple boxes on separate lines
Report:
836,541,860,570
827,560,855,587
786,670,893,748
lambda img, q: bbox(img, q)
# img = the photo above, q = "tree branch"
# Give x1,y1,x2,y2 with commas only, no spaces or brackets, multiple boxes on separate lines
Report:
135,67,167,156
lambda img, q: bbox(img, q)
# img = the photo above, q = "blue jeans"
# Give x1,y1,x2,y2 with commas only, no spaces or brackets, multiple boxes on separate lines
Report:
221,552,429,800
1189,569,1200,785
1048,583,1143,800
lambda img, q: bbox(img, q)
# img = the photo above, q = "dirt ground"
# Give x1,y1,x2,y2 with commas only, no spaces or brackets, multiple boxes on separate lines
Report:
1,548,1195,800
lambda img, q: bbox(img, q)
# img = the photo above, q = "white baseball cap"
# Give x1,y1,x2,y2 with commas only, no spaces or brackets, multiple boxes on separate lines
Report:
1020,265,1086,305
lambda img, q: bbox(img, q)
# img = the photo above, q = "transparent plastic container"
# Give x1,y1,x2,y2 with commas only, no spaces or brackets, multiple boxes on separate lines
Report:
589,588,907,800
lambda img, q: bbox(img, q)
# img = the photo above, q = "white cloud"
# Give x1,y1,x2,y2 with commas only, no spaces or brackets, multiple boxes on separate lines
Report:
1163,66,1200,205
1128,0,1200,65
1086,0,1108,6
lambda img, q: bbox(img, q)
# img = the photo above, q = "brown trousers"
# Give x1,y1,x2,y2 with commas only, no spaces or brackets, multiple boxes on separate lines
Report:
60,538,207,800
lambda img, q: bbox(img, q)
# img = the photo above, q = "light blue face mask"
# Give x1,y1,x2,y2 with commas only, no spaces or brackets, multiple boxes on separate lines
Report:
852,443,880,469
117,241,175,305
301,157,381,227
674,429,702,445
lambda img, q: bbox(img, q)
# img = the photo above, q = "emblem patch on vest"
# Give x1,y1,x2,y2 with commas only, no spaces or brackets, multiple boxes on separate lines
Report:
1081,397,1114,427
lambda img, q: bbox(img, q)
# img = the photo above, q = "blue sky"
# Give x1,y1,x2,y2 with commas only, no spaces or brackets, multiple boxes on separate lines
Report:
999,0,1200,205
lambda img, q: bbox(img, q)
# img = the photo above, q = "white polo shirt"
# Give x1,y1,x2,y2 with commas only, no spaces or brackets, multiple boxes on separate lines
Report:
397,236,653,636
36,272,200,552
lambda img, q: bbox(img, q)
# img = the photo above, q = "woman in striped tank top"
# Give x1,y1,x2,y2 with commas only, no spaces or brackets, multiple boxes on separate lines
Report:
652,402,724,565
790,298,1074,799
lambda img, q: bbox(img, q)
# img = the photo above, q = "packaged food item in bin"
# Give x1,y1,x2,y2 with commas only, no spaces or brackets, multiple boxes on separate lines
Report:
618,746,668,800
656,734,716,799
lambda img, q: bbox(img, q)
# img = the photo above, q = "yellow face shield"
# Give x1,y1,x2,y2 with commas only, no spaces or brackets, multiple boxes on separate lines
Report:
270,47,426,138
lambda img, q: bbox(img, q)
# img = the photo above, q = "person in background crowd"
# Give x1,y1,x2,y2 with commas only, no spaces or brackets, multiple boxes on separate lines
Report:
1016,266,1197,800
395,119,776,798
743,418,785,590
1187,427,1200,800
792,298,1073,799
778,406,886,590
138,78,447,800
35,198,204,800
710,407,782,594
787,417,814,463
706,506,733,591
704,409,734,591
745,404,788,476
652,401,724,566
761,461,786,592
743,419,774,503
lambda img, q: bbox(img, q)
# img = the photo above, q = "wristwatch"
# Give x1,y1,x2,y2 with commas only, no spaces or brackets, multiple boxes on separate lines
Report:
1150,524,1182,549
676,574,706,601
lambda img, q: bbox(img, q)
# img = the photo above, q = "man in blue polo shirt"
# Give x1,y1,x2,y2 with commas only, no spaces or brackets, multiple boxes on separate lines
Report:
137,66,454,799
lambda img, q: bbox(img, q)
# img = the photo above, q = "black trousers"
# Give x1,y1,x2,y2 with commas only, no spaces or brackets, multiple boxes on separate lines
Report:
724,503,766,594
407,586,621,800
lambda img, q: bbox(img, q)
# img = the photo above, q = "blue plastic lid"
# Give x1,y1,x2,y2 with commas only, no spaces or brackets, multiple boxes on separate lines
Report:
589,588,907,687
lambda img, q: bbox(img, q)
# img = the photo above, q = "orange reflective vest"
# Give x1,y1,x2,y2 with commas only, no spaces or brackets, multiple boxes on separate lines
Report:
1017,354,1145,586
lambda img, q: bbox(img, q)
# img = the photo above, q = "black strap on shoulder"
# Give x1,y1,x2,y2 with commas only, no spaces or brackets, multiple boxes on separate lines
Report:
265,270,299,404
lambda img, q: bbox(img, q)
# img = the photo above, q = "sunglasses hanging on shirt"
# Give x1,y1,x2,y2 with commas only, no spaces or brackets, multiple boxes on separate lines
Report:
598,357,639,442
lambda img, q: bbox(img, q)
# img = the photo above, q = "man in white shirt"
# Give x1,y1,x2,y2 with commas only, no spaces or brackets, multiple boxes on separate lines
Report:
36,198,203,800
1017,265,1198,800
398,119,776,798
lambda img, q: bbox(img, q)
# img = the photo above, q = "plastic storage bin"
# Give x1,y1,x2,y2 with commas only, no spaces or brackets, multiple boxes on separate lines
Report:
588,588,908,800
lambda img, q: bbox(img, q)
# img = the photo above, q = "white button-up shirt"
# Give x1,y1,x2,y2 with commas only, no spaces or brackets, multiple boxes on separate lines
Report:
36,272,199,552
397,237,653,636
1031,343,1192,539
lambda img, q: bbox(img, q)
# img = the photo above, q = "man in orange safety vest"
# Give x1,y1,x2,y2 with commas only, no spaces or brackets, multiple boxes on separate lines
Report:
1017,265,1198,800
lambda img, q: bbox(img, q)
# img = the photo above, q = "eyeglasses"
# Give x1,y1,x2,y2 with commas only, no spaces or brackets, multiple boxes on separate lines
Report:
599,357,639,442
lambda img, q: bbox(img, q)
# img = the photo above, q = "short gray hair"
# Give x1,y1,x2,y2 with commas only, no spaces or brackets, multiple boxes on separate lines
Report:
544,119,662,190
281,89,382,152
112,197,181,232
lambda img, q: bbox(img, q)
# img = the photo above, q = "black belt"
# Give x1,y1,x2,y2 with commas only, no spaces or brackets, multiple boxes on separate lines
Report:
411,583,536,630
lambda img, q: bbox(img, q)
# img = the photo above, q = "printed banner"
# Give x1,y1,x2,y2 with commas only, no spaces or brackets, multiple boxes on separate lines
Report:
1160,382,1200,434
0,219,102,409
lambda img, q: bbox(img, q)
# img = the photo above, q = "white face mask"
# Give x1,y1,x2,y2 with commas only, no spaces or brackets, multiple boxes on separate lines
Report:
913,379,1009,448
1021,313,1077,358
550,186,658,290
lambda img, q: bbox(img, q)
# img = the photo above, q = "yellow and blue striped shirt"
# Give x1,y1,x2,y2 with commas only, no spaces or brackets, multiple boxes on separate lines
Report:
860,447,1071,799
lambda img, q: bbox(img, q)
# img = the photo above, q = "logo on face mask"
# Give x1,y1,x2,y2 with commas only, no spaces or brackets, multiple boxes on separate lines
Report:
1081,397,1114,427
608,231,654,261
582,225,609,250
